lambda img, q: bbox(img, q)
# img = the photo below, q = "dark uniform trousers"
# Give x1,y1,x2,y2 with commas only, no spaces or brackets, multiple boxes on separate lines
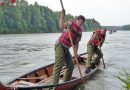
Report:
86,43,103,68
52,43,74,84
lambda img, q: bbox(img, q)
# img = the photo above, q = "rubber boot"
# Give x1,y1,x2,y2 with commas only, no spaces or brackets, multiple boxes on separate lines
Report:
90,63,96,69
85,67,91,74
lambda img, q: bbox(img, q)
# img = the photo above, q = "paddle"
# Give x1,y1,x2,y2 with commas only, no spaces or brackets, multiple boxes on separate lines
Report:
60,0,85,84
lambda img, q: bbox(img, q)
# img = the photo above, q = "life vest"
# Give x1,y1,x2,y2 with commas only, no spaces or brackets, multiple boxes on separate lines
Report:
11,0,16,6
89,29,105,46
59,21,82,47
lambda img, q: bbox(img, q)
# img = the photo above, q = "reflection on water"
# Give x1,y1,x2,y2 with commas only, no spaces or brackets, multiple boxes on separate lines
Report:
0,31,130,90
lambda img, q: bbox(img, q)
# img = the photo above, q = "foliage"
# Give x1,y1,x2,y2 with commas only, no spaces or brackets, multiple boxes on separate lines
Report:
0,0,101,34
116,68,130,90
103,24,130,31
122,24,130,30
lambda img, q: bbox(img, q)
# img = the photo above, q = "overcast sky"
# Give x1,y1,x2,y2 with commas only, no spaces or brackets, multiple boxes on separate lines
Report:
26,0,130,26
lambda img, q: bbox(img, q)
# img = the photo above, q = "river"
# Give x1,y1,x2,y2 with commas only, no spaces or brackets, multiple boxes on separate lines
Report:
0,31,130,90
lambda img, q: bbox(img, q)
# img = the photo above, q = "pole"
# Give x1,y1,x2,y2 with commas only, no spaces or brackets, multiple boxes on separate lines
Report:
99,47,105,69
60,0,84,84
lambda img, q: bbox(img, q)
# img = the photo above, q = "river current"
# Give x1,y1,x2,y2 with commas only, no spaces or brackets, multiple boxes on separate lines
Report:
0,31,130,90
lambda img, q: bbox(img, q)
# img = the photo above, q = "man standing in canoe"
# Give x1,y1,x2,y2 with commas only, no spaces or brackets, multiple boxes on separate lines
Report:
85,29,106,74
52,9,85,85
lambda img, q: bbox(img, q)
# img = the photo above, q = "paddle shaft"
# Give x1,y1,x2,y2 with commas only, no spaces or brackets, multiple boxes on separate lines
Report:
60,0,84,84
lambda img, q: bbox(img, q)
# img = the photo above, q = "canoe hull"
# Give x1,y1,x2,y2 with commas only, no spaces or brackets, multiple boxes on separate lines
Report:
0,56,101,90
0,69,98,90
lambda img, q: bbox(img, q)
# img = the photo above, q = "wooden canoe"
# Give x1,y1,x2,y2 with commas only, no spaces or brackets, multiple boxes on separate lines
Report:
0,53,101,90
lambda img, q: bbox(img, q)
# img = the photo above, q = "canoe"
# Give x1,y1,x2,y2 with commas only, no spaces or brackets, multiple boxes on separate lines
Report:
0,53,101,90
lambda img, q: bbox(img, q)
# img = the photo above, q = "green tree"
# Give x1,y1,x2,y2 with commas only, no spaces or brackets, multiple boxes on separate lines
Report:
0,0,102,34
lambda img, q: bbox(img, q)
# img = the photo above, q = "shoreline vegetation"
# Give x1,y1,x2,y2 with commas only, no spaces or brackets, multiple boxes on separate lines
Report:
116,68,130,90
0,0,101,34
0,0,130,34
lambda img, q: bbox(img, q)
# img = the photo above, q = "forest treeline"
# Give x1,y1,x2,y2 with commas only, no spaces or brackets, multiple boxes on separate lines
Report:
122,24,130,30
0,0,101,34
103,25,130,31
